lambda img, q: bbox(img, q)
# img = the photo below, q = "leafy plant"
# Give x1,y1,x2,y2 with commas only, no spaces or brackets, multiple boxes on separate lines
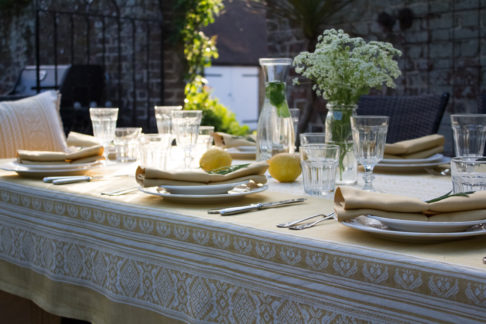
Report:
174,0,250,135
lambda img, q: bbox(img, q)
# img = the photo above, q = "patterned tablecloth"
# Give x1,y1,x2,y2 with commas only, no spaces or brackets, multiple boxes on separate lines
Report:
0,161,485,323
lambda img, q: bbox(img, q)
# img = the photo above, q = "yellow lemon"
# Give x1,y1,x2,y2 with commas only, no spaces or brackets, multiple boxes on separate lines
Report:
199,147,233,172
268,153,301,182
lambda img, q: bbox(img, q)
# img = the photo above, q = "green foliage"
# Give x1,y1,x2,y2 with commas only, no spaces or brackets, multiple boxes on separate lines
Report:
184,76,250,135
175,0,250,135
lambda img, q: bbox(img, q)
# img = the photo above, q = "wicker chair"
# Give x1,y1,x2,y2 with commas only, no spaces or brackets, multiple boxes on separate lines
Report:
480,93,486,113
357,93,449,143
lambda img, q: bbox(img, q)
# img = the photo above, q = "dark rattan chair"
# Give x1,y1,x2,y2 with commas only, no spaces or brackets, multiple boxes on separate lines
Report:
357,93,449,143
480,93,486,113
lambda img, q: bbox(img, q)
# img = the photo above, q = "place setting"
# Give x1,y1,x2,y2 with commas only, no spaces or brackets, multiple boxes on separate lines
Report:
329,114,486,243
0,144,105,177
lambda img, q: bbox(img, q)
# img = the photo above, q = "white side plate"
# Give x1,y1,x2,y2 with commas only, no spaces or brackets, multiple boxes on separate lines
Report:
367,215,486,233
139,184,268,203
381,153,444,164
340,216,486,243
0,160,102,177
160,181,247,195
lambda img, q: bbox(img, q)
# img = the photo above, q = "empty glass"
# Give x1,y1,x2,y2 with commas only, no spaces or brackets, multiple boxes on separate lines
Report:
290,108,300,147
171,110,203,168
450,114,486,159
351,116,389,191
139,134,172,169
155,105,182,136
451,157,486,193
114,127,142,162
300,144,340,196
300,133,326,145
89,107,119,146
192,126,215,168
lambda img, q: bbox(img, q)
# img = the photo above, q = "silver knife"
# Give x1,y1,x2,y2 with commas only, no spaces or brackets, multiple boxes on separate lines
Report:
208,198,306,216
43,175,103,185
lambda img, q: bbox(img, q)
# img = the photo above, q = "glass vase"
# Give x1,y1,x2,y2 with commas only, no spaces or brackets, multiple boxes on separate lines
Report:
324,102,358,185
256,58,295,161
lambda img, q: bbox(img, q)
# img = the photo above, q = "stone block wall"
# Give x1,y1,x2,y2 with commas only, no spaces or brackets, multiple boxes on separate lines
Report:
266,0,486,143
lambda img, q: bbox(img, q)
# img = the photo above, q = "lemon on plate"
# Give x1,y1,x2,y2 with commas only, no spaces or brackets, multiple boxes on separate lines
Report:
199,147,233,172
268,153,301,182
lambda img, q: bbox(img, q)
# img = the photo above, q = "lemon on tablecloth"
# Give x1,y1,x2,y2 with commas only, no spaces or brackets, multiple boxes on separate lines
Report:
268,153,301,182
199,147,233,172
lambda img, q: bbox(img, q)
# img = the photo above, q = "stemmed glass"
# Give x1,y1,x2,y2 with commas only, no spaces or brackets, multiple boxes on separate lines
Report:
351,116,389,191
171,110,203,169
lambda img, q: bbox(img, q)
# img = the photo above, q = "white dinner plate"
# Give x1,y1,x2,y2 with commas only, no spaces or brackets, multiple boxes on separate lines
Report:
11,160,102,170
160,180,248,195
139,184,268,203
340,216,486,243
0,160,102,178
381,153,444,164
376,156,450,171
367,215,486,233
236,146,257,153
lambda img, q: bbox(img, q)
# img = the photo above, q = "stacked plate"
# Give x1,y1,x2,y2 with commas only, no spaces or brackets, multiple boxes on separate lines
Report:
0,160,103,177
341,215,486,242
226,146,257,160
139,180,268,203
376,153,450,171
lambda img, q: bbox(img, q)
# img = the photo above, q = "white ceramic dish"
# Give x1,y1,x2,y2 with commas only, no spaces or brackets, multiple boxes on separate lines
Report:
0,160,102,178
376,156,450,171
367,215,486,233
340,216,486,243
237,146,257,153
381,154,443,164
139,184,268,203
11,160,102,170
160,181,247,195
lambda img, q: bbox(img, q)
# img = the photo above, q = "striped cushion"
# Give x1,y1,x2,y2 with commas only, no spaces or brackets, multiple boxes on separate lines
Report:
0,91,67,158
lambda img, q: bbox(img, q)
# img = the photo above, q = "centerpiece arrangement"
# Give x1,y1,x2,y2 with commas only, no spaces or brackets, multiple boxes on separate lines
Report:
293,29,402,184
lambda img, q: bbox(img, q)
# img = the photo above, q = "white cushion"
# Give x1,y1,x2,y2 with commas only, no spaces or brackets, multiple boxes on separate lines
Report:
0,91,68,158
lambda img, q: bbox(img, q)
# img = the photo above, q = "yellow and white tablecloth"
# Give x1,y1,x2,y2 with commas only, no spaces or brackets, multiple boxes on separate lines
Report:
0,164,485,323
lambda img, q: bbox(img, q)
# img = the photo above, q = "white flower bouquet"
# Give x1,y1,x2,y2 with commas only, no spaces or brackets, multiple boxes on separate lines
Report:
293,29,402,105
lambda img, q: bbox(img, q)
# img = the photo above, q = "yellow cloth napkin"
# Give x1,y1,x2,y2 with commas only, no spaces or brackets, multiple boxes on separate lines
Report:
67,131,101,147
213,132,256,148
17,145,104,164
384,134,445,159
136,161,268,187
334,186,486,222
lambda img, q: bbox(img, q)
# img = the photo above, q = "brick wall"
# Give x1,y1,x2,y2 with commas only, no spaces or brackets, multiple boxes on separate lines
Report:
0,0,185,133
266,0,486,146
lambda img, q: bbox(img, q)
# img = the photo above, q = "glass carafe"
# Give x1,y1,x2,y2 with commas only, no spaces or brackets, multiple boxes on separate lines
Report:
256,58,295,161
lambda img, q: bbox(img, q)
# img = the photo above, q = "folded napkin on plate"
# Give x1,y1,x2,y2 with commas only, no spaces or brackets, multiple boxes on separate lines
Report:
213,132,256,148
384,134,444,159
17,145,104,164
67,131,101,147
136,161,268,187
334,186,486,222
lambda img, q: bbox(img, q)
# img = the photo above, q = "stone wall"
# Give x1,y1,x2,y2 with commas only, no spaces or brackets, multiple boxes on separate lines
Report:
266,0,486,145
0,0,185,133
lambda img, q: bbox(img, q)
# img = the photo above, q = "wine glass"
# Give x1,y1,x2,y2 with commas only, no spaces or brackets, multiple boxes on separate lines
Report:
351,116,389,191
171,110,203,168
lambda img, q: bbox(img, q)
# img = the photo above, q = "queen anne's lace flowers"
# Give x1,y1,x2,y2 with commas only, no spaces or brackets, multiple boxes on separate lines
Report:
294,29,402,105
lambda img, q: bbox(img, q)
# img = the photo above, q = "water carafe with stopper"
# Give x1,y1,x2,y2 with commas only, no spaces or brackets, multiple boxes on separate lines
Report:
256,58,295,161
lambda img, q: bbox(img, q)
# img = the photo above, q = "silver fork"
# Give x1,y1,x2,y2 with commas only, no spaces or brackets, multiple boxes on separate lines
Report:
288,213,335,230
277,212,334,228
101,186,139,196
